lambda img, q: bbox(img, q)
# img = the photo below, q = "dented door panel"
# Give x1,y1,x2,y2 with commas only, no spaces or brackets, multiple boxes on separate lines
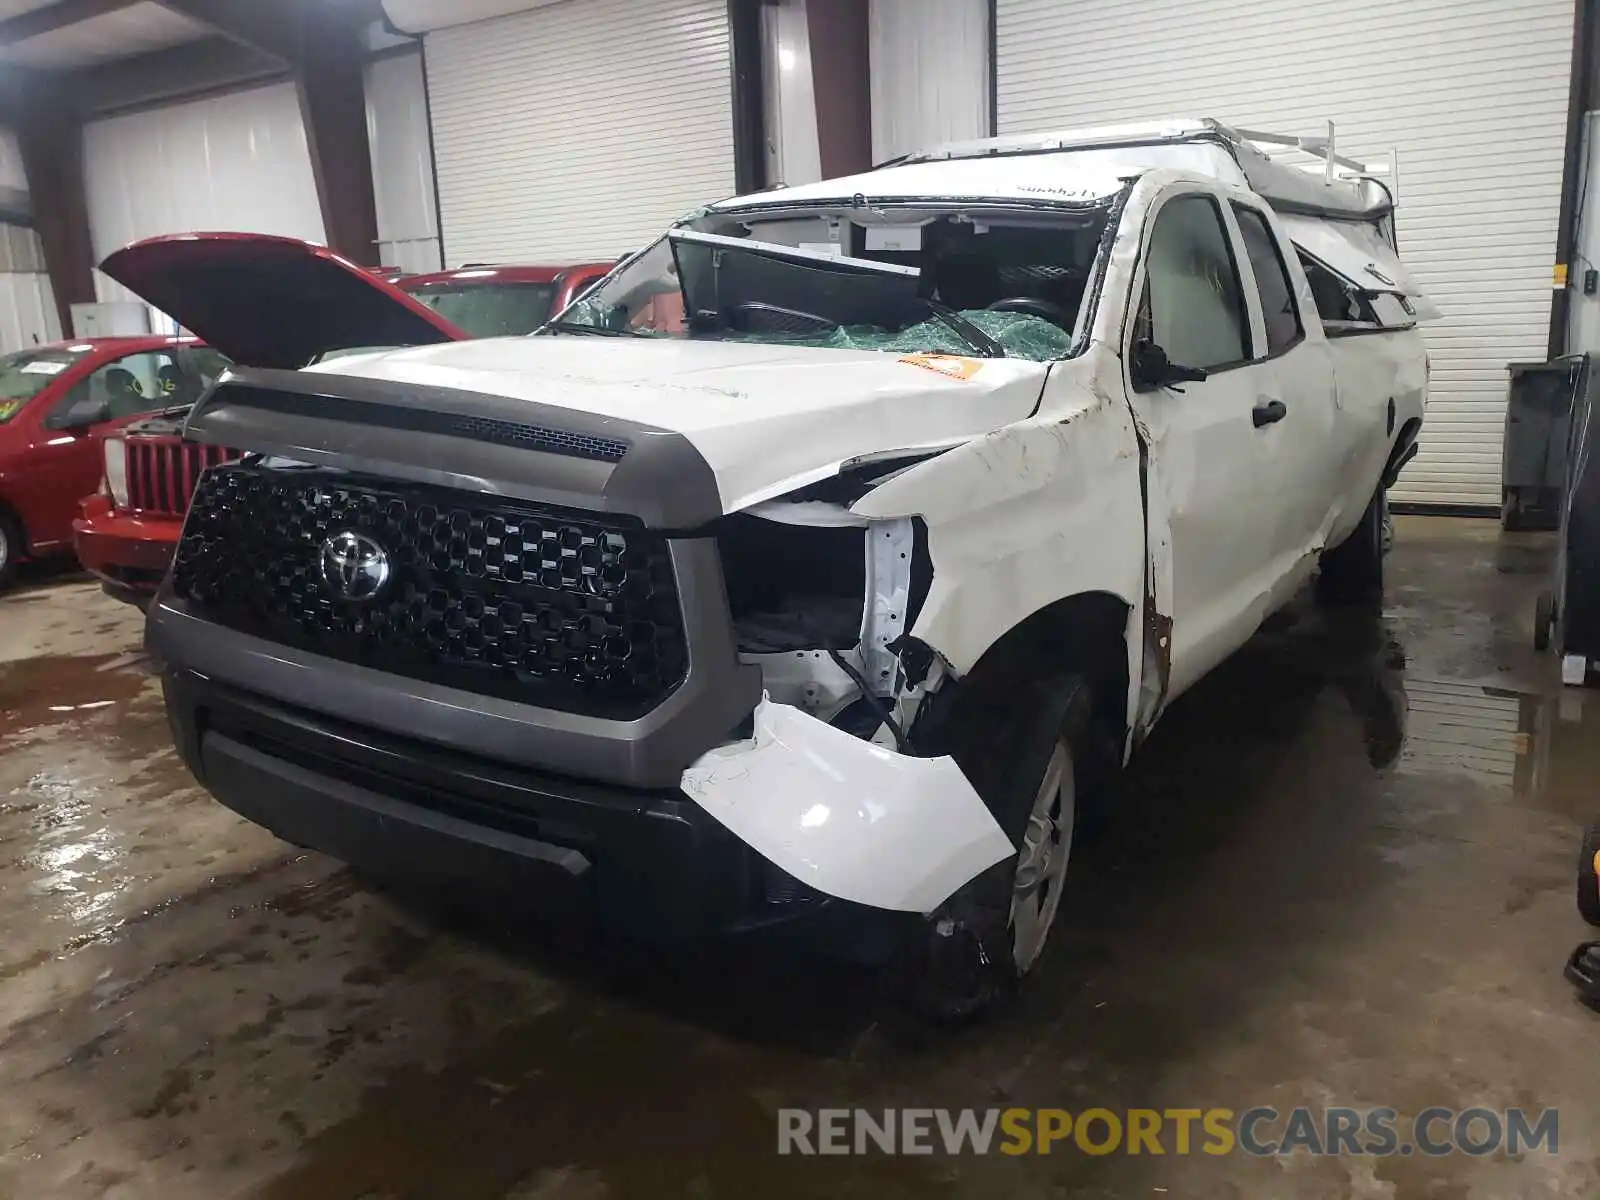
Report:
851,361,1146,681
1115,180,1288,700
1323,328,1428,546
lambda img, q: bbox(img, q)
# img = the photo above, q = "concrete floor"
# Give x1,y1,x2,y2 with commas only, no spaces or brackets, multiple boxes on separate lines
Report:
2,517,1598,1199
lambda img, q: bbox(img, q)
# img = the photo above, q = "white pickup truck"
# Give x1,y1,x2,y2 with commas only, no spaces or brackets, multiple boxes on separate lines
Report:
107,119,1430,1017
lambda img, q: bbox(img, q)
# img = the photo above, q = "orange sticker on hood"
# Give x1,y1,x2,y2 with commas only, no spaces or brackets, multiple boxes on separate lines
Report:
898,353,982,381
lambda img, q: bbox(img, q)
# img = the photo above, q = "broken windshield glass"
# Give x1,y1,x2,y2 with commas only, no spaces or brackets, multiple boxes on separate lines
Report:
550,230,1076,362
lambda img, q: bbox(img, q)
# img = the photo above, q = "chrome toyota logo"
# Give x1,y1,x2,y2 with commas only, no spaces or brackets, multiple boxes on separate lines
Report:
320,530,390,600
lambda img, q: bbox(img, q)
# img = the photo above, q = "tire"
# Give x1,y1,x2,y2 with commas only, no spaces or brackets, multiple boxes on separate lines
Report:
1580,826,1600,927
1317,486,1386,607
900,676,1097,1023
1534,590,1556,653
0,509,19,592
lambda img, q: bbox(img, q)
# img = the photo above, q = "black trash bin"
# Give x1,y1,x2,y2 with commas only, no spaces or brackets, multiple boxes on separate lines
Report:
1503,356,1585,531
1533,353,1600,685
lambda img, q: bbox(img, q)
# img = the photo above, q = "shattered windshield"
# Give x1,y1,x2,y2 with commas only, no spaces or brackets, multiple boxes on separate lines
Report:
551,225,1084,362
407,283,560,337
0,348,87,423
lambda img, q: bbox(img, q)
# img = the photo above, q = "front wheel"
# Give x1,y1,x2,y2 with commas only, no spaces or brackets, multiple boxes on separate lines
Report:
901,677,1095,1023
1317,486,1386,606
0,510,19,592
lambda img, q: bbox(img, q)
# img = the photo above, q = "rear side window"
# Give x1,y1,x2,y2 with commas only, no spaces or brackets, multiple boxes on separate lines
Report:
1232,205,1302,356
1140,195,1249,371
1299,254,1396,332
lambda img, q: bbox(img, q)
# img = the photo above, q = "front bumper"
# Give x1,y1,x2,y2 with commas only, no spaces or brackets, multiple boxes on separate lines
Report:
161,667,886,945
73,496,180,604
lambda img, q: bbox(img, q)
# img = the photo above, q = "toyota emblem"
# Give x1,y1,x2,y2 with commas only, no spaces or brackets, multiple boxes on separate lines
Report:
320,530,391,601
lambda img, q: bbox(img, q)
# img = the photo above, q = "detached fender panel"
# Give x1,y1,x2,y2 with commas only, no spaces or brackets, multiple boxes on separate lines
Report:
680,698,1015,913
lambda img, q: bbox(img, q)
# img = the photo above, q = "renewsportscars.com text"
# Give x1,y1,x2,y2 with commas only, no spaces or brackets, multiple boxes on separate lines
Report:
777,1107,1558,1158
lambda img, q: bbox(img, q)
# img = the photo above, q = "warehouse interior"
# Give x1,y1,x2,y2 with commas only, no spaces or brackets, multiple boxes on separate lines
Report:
4,0,1600,1195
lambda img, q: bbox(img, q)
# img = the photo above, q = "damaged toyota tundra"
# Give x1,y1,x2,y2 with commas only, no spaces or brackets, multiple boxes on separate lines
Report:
107,119,1431,1018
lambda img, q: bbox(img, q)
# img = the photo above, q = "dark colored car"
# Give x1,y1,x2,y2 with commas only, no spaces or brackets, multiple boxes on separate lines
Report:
0,336,227,590
73,236,614,604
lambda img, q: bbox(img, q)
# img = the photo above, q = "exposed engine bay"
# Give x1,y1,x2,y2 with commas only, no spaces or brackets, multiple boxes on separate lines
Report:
713,443,941,747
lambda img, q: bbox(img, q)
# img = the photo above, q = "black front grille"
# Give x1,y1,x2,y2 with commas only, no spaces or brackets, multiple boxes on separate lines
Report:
172,466,687,717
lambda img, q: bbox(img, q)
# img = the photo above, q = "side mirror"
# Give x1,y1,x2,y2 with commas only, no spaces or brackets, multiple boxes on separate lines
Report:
45,395,111,431
1131,340,1208,392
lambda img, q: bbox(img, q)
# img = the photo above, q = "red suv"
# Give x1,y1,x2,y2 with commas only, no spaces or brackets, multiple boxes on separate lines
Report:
72,236,614,604
0,336,227,590
402,263,613,334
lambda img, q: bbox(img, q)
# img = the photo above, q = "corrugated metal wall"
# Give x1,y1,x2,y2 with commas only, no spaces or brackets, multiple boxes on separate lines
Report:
0,224,61,354
82,59,448,291
996,0,1575,506
0,126,29,220
0,130,59,354
366,49,443,275
423,0,736,264
84,81,326,313
1568,111,1600,355
868,0,990,164
761,0,822,189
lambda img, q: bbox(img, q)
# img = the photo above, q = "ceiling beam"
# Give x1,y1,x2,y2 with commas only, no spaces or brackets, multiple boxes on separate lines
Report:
149,0,382,64
149,0,297,60
0,61,57,121
0,0,138,47
73,33,284,114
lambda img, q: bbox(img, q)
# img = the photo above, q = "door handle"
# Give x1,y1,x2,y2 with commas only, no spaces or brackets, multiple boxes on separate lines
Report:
1252,399,1287,428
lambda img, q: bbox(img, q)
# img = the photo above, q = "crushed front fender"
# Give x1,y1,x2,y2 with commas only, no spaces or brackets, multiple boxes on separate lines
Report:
680,697,1015,913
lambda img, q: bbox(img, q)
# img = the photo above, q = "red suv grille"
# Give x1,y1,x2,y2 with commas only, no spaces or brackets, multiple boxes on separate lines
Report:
126,437,240,517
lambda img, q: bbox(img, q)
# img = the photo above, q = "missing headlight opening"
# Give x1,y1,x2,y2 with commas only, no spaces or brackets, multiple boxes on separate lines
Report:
715,506,936,732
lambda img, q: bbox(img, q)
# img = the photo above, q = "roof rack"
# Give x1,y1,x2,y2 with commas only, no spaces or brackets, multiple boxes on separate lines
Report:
1221,120,1399,201
896,117,1399,219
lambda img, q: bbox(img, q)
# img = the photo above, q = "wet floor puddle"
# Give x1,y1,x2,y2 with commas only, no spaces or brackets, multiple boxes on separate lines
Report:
0,651,154,739
0,650,184,973
1381,677,1600,822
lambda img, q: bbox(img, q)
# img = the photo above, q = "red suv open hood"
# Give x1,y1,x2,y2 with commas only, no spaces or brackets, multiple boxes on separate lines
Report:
99,233,467,369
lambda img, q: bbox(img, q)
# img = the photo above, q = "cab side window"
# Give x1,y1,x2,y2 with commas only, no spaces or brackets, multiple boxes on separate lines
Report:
1141,195,1249,371
1300,254,1377,328
1231,205,1303,356
93,351,173,418
173,347,233,403
49,350,174,426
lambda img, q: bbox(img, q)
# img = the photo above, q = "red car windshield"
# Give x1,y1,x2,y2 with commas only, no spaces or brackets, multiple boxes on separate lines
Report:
406,282,560,337
0,348,87,423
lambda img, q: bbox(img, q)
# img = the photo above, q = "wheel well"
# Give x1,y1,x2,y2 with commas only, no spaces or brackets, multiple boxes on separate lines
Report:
916,591,1131,752
1383,417,1422,487
0,496,24,551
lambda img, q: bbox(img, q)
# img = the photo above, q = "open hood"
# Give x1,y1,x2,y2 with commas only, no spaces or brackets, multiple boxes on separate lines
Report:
99,233,466,369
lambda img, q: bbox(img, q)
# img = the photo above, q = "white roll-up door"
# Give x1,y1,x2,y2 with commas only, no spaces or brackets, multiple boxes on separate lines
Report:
424,0,736,266
996,0,1575,506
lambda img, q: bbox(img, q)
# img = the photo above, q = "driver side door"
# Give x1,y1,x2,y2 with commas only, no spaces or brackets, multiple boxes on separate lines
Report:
21,349,172,550
1123,187,1280,700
